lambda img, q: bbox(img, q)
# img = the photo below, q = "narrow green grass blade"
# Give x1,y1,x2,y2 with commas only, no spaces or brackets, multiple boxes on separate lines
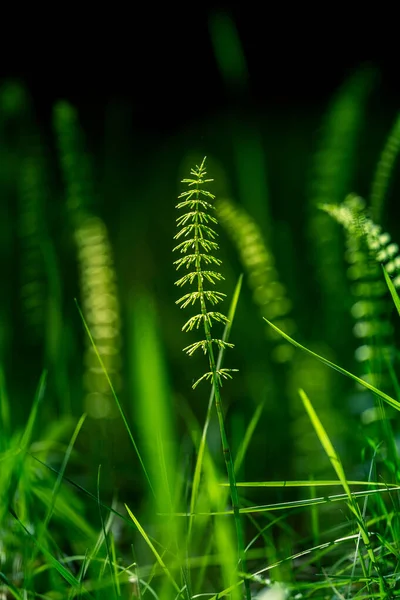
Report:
299,390,351,497
2,371,47,522
30,453,138,532
299,389,387,591
128,290,188,597
227,480,393,488
309,478,319,548
20,370,47,449
77,496,120,585
68,549,89,600
234,401,264,474
43,413,87,530
75,299,154,497
197,423,241,600
263,318,400,411
124,504,181,595
128,291,176,510
0,446,23,463
0,572,23,600
207,530,373,600
32,486,96,540
10,509,92,595
189,274,243,533
109,534,121,597
26,413,88,590
97,465,118,599
383,266,400,317
168,485,400,515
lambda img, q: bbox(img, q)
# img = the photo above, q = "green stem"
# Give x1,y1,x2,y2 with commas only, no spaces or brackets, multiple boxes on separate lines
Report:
194,199,251,600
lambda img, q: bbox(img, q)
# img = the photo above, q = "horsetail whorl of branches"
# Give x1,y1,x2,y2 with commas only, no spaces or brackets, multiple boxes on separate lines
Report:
173,157,237,388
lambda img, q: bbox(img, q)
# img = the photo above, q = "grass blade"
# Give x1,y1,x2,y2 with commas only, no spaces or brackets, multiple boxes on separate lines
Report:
226,479,394,488
75,299,154,497
383,265,400,316
234,401,264,474
264,318,400,411
124,504,182,595
299,390,351,497
168,485,400,515
299,389,389,596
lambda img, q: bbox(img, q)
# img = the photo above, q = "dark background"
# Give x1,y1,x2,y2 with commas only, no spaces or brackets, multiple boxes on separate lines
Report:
2,7,398,130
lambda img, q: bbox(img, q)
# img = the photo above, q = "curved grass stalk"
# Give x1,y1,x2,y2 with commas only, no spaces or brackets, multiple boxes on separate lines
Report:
173,157,251,600
263,318,400,412
370,112,400,222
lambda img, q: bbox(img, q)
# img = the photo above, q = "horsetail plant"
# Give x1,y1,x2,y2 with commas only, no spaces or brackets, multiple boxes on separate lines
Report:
320,194,398,383
173,157,251,600
320,195,398,428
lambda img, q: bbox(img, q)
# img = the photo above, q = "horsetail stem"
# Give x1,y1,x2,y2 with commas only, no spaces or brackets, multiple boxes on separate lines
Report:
173,157,251,600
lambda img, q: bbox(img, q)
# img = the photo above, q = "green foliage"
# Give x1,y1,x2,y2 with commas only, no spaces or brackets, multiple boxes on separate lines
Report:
3,69,400,600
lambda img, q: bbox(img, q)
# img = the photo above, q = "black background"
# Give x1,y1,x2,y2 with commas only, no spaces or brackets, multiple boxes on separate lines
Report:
1,6,398,133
